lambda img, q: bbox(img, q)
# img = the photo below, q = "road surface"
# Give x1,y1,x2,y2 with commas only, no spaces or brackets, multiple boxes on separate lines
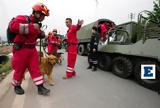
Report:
0,50,160,108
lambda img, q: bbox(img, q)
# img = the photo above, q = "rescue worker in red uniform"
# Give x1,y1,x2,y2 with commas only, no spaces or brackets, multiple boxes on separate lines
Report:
99,23,108,41
47,29,61,54
9,3,50,95
63,18,83,79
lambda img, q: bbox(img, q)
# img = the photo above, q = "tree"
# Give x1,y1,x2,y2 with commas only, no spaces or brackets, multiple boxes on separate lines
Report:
149,0,160,23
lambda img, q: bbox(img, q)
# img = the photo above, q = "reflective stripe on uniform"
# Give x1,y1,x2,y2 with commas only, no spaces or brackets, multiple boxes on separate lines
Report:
33,76,43,82
67,67,73,70
89,59,97,64
12,80,21,86
12,70,21,86
24,24,29,34
92,60,98,64
19,24,29,34
94,43,98,45
35,80,43,85
19,24,24,34
67,67,74,72
33,24,39,30
67,69,73,72
33,76,44,85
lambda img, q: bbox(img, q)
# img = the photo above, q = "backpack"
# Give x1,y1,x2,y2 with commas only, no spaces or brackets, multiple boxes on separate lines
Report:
7,18,16,44
6,16,31,44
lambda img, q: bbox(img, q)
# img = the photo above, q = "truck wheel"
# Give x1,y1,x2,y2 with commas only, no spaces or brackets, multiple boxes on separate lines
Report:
98,55,111,71
87,43,90,50
78,44,84,55
134,60,160,90
112,56,133,78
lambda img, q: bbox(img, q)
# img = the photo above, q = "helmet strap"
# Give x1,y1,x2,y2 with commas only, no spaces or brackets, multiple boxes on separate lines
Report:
32,11,41,23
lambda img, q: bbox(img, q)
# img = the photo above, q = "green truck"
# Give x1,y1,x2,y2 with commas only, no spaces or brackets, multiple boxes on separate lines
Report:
77,10,160,90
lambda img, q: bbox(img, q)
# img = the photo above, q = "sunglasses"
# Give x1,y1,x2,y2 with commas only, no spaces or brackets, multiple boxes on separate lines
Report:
36,11,45,17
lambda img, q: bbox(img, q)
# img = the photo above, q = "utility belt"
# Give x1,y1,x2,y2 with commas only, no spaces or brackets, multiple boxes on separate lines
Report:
14,43,36,50
51,43,59,46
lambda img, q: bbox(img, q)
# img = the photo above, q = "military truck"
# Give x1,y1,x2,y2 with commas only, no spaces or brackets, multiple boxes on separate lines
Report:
77,10,160,90
77,19,115,55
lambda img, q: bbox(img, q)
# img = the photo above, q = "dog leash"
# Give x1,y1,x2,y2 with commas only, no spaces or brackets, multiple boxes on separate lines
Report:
42,44,49,57
40,25,48,62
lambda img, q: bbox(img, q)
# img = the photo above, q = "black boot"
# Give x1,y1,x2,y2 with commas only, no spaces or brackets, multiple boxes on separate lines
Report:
87,62,93,69
92,65,97,71
37,84,50,96
87,65,92,69
92,68,97,71
14,85,25,95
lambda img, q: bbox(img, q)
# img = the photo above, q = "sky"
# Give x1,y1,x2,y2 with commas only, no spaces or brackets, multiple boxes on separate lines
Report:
0,0,154,40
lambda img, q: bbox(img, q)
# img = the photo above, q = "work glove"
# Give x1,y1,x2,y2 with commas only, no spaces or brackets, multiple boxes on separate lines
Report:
38,23,42,28
38,31,46,39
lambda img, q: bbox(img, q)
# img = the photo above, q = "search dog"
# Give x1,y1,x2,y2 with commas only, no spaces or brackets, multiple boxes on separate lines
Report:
39,52,57,86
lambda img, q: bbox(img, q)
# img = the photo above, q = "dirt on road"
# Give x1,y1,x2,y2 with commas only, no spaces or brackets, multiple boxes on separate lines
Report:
0,45,12,54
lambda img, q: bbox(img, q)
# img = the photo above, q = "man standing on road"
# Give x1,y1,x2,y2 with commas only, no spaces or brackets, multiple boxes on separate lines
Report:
87,26,99,71
63,18,83,79
9,3,50,95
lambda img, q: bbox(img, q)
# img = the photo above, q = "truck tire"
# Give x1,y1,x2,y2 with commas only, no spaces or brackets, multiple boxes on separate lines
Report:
134,60,160,90
98,55,111,71
112,56,133,78
87,43,90,51
78,44,84,55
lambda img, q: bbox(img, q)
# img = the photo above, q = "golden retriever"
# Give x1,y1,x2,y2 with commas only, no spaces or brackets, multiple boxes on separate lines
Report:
55,53,63,65
39,53,57,86
48,52,63,65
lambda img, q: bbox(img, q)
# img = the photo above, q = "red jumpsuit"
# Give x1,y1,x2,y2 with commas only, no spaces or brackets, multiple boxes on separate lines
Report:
47,34,60,54
9,15,44,86
99,23,108,41
66,24,81,77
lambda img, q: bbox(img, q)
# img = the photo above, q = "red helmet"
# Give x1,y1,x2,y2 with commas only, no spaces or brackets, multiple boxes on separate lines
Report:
32,3,49,16
48,32,52,35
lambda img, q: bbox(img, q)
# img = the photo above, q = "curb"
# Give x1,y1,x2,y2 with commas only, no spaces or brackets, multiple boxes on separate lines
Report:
0,72,12,100
0,53,13,100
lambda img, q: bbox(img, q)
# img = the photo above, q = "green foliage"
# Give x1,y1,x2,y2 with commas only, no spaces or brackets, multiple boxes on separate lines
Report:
0,60,11,74
149,0,160,23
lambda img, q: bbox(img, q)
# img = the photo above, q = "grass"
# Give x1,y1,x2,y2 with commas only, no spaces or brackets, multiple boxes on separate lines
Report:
0,45,12,81
0,60,11,73
0,60,11,81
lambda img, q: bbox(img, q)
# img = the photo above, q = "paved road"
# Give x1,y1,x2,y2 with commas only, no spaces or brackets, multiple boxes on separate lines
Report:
0,51,160,108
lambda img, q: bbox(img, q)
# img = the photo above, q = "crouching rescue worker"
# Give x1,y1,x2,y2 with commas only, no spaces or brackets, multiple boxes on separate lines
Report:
8,3,50,95
87,26,99,71
99,23,107,41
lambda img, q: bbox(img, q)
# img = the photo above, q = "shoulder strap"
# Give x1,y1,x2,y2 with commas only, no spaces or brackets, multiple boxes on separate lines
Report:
56,36,59,40
25,15,31,23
